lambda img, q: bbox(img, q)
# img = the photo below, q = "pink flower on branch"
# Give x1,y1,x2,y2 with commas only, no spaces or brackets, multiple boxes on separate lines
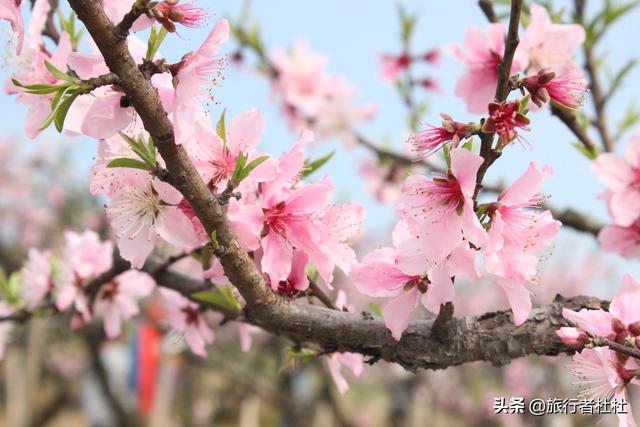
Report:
481,100,530,147
107,174,199,269
454,23,527,114
409,113,474,158
159,288,215,357
93,270,155,338
484,162,560,325
398,148,487,265
523,68,588,109
150,0,208,31
55,231,113,323
352,222,480,340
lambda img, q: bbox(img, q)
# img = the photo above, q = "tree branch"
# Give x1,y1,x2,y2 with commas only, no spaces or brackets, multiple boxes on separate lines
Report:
574,0,614,152
474,0,523,201
64,0,615,375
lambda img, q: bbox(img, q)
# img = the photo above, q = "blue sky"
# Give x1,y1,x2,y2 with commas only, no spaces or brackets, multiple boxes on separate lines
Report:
1,0,639,295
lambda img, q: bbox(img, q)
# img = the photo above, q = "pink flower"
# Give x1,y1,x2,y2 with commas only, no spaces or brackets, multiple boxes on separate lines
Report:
454,23,527,114
484,162,560,325
592,134,640,227
562,274,640,342
20,248,52,310
398,147,487,265
352,222,480,340
274,249,310,295
599,220,640,259
0,0,24,54
410,113,473,158
569,347,638,427
93,270,155,338
271,40,329,113
55,231,114,322
521,3,585,74
173,19,229,119
107,173,199,268
65,37,163,139
150,1,207,31
523,68,588,109
102,0,153,32
260,177,334,285
189,108,272,191
378,53,412,82
481,101,531,146
159,288,215,357
10,32,71,138
485,162,558,253
308,74,377,148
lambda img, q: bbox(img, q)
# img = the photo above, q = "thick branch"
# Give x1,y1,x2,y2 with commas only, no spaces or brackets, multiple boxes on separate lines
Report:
68,0,274,313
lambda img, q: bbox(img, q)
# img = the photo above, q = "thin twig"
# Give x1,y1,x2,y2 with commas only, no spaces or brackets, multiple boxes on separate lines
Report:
592,337,640,360
478,0,498,23
574,0,613,151
474,0,524,201
308,279,337,310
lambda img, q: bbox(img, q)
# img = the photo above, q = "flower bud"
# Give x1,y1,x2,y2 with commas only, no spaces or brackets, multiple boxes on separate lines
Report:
628,320,640,336
612,317,626,333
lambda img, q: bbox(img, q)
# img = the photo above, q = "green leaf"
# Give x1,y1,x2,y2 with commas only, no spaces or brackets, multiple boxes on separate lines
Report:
54,93,79,132
238,155,269,181
11,79,61,94
572,142,599,160
146,25,168,60
231,151,248,184
442,143,451,169
301,151,334,179
44,60,75,82
216,108,227,145
119,132,156,166
192,287,240,312
107,158,152,170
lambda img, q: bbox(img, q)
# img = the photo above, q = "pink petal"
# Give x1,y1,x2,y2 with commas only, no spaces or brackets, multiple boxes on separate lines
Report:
421,266,454,314
383,288,419,341
562,307,613,337
610,274,640,324
261,231,293,286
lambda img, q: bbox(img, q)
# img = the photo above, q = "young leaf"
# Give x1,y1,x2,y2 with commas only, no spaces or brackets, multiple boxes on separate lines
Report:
54,93,79,132
301,151,334,179
11,79,60,94
107,158,153,170
239,155,269,181
216,108,227,145
191,287,240,312
44,60,75,82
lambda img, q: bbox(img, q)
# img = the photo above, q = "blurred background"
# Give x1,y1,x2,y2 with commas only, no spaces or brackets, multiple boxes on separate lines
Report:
0,0,639,425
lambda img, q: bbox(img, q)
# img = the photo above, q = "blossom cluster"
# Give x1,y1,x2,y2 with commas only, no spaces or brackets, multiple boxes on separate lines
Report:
454,3,587,114
352,149,560,339
268,40,377,148
557,275,640,427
